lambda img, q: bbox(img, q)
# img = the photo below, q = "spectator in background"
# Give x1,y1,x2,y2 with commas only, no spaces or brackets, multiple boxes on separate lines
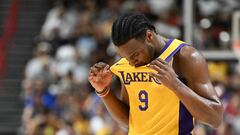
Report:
24,41,53,83
40,2,78,41
21,77,57,135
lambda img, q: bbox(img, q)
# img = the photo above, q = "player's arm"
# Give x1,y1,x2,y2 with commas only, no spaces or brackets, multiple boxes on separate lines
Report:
148,46,223,128
101,83,129,128
88,62,129,128
175,46,223,128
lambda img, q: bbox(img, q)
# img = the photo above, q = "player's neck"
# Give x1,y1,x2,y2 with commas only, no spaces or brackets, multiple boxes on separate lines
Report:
153,35,169,59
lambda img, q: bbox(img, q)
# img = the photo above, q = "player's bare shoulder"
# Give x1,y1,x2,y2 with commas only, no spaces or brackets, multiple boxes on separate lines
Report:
176,45,206,65
173,44,208,77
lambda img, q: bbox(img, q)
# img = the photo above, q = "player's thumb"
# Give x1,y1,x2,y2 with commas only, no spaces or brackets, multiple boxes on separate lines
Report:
103,65,110,73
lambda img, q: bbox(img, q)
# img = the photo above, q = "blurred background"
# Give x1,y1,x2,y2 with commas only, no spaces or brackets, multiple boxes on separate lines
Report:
0,0,240,135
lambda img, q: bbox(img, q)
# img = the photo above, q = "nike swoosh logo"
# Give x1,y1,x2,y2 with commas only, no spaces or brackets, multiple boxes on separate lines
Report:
116,63,124,66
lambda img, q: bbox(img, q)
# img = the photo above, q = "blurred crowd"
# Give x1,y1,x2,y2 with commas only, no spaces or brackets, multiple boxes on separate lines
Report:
19,0,240,135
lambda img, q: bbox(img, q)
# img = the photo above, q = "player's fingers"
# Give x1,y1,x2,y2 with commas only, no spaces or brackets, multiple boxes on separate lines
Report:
88,72,95,77
88,72,94,77
150,60,167,70
93,69,107,79
148,72,162,82
104,64,110,70
88,72,98,79
103,65,110,73
148,64,160,71
89,69,96,76
88,76,97,85
148,64,166,74
156,58,168,65
94,63,110,74
94,64,104,69
98,62,107,66
90,63,110,78
88,76,94,82
148,72,160,77
90,66,101,73
94,62,107,69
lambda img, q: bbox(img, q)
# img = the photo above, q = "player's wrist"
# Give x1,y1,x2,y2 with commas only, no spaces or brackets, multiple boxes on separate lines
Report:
171,78,183,91
95,86,110,97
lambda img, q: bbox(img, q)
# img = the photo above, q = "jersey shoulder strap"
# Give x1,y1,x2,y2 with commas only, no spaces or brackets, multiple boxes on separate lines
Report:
159,38,188,62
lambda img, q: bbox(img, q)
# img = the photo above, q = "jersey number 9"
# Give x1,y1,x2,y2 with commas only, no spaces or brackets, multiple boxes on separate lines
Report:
138,90,148,111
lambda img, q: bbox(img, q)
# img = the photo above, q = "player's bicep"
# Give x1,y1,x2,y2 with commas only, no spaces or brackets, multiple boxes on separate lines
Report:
180,47,219,102
120,83,129,106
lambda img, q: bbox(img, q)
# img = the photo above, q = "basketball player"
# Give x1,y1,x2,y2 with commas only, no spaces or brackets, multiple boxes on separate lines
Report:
88,13,223,135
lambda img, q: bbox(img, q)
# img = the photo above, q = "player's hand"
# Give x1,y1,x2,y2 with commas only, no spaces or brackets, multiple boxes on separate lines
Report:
148,58,181,90
88,62,113,92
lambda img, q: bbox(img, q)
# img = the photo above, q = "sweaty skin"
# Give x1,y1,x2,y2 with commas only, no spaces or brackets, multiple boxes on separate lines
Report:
88,31,223,129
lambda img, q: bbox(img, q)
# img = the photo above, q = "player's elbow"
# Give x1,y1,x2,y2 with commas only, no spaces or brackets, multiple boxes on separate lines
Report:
117,118,129,129
113,112,129,129
206,103,224,128
211,120,222,129
207,117,222,128
207,116,222,128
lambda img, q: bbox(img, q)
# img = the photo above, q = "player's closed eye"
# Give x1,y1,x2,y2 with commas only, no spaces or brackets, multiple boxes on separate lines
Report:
130,52,139,59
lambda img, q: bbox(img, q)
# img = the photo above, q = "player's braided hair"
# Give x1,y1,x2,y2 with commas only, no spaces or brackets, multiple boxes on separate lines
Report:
111,12,156,46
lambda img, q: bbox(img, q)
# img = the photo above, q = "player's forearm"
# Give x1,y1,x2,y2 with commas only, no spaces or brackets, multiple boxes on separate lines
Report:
101,91,129,128
172,80,223,128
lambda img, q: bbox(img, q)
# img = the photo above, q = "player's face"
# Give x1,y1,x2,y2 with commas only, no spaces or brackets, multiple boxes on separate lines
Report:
116,39,154,67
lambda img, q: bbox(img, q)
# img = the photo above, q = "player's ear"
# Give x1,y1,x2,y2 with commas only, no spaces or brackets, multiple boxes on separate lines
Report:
145,30,153,43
